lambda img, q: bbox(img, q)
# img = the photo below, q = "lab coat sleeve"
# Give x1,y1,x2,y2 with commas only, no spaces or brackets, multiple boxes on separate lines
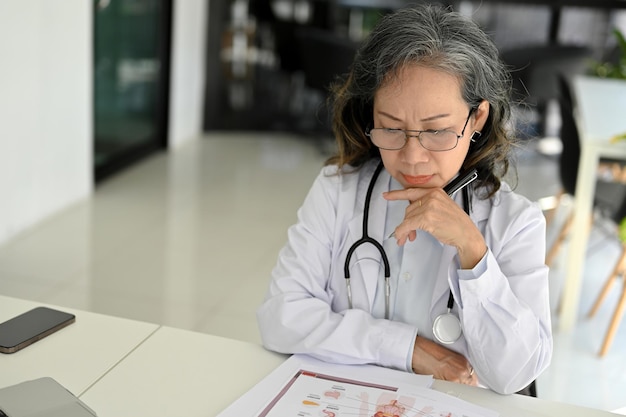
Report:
451,195,552,394
257,166,418,372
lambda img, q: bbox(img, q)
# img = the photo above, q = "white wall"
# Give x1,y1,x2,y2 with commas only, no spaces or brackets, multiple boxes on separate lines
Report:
168,0,208,148
0,0,207,246
0,1,93,245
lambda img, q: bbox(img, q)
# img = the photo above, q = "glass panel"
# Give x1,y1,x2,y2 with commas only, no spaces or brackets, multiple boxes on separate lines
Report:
94,0,168,181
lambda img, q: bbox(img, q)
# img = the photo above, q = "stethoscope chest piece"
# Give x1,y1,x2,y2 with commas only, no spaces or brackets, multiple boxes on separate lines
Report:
432,310,462,344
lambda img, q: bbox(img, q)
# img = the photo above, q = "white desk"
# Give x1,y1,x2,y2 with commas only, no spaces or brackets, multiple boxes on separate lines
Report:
0,295,159,396
79,326,287,416
80,325,618,417
559,75,626,331
2,296,619,416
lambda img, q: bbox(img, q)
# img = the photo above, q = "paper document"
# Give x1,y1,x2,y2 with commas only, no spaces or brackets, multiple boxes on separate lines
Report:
218,354,498,417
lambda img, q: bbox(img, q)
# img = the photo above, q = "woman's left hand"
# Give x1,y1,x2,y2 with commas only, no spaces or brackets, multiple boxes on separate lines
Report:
383,188,487,269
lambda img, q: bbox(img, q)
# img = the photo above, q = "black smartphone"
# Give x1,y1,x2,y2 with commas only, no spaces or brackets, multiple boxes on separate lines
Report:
0,307,75,354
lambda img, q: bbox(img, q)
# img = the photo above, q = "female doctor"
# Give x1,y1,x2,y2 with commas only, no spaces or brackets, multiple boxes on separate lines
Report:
257,4,552,395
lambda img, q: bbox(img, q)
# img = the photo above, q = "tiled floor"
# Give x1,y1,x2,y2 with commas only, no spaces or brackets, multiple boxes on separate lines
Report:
1,132,625,413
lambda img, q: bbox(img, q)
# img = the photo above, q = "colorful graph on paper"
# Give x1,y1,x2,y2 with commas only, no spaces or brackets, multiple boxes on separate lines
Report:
257,369,496,417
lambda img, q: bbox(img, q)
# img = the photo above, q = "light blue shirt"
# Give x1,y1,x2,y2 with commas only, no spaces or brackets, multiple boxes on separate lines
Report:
374,177,441,341
373,177,491,372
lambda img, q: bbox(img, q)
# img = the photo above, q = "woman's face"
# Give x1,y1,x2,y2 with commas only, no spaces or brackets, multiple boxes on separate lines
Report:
373,65,488,189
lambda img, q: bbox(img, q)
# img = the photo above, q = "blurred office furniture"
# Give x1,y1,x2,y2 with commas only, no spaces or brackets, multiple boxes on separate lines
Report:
459,0,626,45
588,223,626,356
559,75,626,331
335,0,407,41
293,26,359,134
545,75,626,267
582,34,626,356
220,0,279,111
500,44,594,138
203,1,625,134
208,0,342,132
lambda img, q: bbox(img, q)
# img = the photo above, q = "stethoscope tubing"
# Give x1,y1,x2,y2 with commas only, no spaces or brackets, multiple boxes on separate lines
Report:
343,160,476,328
344,162,391,317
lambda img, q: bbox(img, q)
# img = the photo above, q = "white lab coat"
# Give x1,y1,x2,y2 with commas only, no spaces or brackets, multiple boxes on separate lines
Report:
257,159,552,394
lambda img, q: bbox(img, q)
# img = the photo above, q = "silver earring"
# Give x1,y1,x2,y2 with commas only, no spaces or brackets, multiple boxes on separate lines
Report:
470,131,482,142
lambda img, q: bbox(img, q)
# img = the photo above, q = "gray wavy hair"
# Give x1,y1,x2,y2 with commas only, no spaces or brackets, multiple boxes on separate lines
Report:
328,3,515,196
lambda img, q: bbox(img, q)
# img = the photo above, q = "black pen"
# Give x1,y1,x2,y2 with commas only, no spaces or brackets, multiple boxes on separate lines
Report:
387,169,478,239
443,168,478,196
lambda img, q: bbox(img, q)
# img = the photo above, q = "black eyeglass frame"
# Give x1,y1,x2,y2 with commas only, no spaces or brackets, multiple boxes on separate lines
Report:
366,108,476,152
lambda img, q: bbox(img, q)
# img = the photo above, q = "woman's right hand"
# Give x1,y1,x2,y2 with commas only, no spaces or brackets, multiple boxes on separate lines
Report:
411,336,478,386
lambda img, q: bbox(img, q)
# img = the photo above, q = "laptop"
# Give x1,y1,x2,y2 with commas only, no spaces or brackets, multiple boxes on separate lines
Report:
0,377,97,417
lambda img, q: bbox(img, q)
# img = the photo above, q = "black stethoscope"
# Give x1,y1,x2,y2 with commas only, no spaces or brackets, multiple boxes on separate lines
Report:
343,161,477,344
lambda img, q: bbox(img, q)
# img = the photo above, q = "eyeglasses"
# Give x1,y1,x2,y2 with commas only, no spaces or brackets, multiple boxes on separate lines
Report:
366,109,475,152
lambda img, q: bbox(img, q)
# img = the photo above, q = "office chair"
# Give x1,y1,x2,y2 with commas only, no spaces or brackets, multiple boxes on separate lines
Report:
587,222,626,357
500,44,593,137
544,74,626,358
544,74,626,267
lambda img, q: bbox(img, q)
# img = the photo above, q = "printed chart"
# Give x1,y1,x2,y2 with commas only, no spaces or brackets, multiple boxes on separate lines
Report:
258,369,497,417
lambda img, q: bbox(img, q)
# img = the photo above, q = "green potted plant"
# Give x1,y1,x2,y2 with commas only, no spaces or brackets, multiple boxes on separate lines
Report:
589,28,626,80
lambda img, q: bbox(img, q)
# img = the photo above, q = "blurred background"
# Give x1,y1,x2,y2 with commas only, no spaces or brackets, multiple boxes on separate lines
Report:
1,0,625,245
2,0,626,413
